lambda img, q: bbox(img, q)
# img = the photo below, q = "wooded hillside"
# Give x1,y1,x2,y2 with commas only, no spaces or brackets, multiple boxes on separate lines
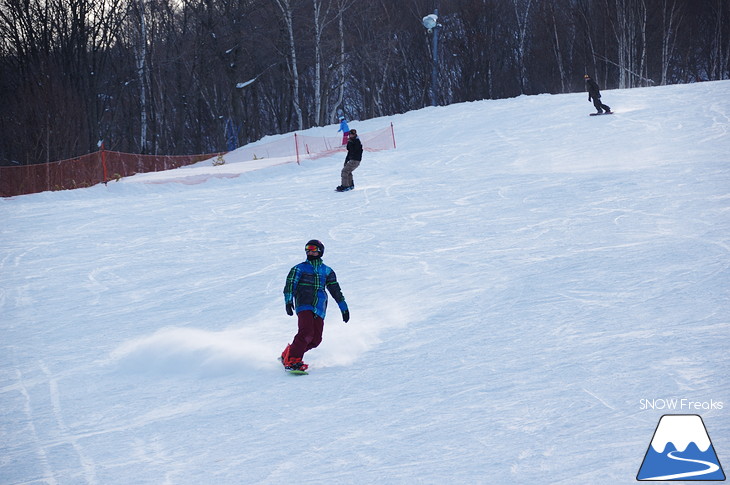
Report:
1,0,727,165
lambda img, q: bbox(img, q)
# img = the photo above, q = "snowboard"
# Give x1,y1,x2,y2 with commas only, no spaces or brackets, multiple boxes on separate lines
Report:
287,369,309,375
335,186,354,192
589,112,614,116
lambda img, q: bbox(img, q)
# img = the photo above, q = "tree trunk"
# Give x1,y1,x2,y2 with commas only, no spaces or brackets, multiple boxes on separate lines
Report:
328,2,346,124
513,0,533,94
273,0,303,130
659,0,684,85
136,0,148,155
549,3,567,93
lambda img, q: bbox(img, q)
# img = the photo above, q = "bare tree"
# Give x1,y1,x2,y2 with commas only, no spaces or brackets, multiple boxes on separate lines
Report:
134,0,149,154
272,0,303,130
327,0,347,123
311,0,331,126
513,0,533,94
658,0,685,85
610,0,649,88
709,0,730,80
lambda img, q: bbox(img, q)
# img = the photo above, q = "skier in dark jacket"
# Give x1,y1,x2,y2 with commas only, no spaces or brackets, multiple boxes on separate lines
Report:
336,129,362,192
585,74,612,114
280,239,349,371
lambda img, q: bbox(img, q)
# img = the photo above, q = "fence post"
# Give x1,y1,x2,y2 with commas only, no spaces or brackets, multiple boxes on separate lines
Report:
294,133,300,164
101,142,108,185
390,122,397,149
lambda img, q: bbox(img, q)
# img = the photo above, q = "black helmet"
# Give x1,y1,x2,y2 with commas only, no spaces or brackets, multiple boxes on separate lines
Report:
305,239,324,258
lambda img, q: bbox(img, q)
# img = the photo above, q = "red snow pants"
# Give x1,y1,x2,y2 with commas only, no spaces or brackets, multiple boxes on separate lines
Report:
289,310,324,360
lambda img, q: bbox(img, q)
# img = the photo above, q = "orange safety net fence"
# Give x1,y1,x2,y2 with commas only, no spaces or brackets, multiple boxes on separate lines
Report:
0,151,222,197
0,124,396,197
297,124,397,160
222,123,396,162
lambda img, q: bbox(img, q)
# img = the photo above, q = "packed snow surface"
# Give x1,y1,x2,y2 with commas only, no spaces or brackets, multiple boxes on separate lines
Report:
2,81,729,484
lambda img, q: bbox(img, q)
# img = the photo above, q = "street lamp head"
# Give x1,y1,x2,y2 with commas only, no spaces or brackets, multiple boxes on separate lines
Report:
422,14,438,31
236,79,256,89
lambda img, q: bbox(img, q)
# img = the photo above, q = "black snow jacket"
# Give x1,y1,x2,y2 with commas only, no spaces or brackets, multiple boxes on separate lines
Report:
346,136,363,162
586,78,602,101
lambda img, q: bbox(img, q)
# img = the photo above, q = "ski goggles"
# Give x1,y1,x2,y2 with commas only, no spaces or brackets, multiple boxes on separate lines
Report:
305,244,321,252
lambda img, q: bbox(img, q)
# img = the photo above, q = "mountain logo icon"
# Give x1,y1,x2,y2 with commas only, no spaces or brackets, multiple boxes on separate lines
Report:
637,414,726,481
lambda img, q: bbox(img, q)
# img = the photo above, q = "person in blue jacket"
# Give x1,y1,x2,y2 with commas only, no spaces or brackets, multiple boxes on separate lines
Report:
280,239,349,371
338,116,350,145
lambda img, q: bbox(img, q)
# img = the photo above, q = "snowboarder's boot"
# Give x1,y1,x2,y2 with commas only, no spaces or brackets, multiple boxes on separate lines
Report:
289,358,309,371
279,344,291,367
283,357,308,371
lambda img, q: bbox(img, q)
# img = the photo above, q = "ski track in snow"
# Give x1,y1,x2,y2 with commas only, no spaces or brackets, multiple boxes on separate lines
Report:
1,81,730,484
14,366,59,485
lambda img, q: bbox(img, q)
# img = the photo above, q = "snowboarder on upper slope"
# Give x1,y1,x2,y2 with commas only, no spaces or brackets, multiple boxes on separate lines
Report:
585,74,612,114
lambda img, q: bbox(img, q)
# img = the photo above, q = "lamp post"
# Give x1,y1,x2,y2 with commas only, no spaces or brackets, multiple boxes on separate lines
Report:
422,9,440,107
230,78,257,151
232,63,277,150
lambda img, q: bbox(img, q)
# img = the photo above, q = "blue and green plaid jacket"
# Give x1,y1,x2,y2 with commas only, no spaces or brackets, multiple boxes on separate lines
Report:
284,259,347,319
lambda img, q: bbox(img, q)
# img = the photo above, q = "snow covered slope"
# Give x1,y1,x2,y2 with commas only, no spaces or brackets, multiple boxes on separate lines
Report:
2,81,729,484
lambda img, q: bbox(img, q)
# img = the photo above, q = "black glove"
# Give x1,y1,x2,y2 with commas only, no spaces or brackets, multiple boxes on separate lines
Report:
342,310,350,323
286,303,294,316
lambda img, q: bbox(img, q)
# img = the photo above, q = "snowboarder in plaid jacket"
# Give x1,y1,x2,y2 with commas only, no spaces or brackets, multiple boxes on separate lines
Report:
280,240,349,371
